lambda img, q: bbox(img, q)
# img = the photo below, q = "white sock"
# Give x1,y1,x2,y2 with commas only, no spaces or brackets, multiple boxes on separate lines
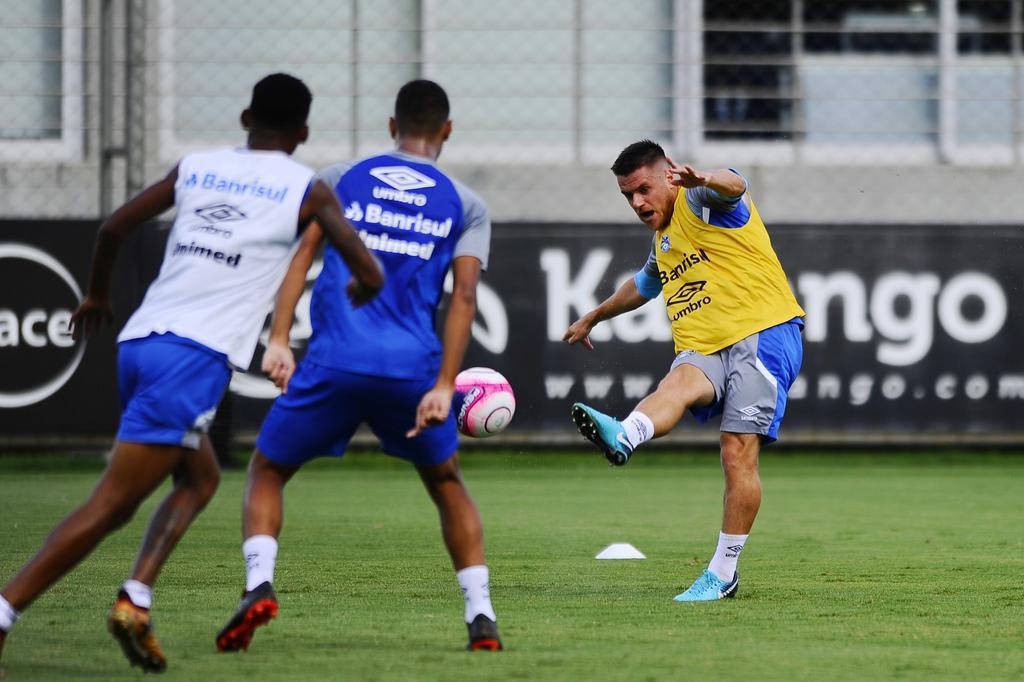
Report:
0,595,20,632
708,532,748,582
122,579,153,610
243,535,279,592
456,565,496,623
621,411,655,450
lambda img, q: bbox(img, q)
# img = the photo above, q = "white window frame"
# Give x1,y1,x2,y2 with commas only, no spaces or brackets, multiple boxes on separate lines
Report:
675,0,1018,167
0,0,84,162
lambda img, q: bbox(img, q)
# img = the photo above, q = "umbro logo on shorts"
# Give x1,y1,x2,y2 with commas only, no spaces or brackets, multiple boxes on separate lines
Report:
369,166,437,191
739,405,760,417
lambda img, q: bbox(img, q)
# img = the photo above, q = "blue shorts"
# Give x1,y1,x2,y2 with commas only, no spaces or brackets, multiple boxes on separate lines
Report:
117,332,231,449
256,360,458,468
672,318,803,444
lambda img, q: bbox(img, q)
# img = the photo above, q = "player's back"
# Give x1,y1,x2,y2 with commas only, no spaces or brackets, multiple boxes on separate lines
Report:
119,146,314,367
308,151,489,381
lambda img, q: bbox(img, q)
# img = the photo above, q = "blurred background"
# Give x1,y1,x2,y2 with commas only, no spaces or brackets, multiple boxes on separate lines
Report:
2,0,1022,450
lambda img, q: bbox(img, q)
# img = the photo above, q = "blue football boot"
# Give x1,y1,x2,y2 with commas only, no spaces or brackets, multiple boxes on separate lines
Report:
673,569,739,602
571,403,633,466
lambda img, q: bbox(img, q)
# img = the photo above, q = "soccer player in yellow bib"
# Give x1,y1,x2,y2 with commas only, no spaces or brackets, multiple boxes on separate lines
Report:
565,140,805,602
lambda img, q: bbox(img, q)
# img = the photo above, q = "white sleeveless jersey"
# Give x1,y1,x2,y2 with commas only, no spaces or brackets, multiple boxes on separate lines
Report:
118,147,314,367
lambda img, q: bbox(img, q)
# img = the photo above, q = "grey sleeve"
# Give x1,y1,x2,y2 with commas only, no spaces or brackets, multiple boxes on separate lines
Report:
685,168,748,216
315,160,357,193
632,238,663,299
452,179,491,270
642,237,659,277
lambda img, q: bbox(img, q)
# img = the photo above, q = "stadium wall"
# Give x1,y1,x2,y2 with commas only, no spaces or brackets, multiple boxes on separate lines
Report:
2,220,1022,449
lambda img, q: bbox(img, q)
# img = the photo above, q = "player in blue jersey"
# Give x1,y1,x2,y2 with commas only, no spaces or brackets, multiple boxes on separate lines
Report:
0,74,384,673
215,80,503,653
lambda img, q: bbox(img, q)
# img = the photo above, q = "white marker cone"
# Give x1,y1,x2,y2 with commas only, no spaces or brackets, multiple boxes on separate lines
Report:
595,543,646,560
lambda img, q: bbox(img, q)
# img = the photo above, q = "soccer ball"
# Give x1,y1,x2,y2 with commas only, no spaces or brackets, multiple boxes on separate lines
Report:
454,367,515,438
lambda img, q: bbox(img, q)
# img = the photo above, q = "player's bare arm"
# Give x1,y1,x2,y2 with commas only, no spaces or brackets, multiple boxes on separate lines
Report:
563,276,648,350
70,167,178,340
300,179,384,306
407,255,480,437
263,223,324,393
666,161,746,197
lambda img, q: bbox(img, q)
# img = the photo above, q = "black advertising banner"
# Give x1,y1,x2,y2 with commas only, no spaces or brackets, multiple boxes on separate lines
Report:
2,221,1023,444
0,221,165,440
459,224,1024,439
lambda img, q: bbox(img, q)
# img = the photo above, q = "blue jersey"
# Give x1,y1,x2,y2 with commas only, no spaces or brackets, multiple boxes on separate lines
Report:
306,151,490,380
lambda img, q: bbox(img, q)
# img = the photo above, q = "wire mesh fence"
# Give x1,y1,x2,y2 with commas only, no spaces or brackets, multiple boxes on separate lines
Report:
2,0,1024,221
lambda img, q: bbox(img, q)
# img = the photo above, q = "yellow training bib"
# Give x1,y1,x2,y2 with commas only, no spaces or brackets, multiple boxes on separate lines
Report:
654,191,804,355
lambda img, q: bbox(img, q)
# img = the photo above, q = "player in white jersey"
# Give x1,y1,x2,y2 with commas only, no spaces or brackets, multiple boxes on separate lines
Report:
0,74,384,673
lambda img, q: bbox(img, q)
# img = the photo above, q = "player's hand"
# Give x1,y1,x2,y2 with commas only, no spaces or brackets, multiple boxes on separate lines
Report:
69,296,113,341
346,276,381,308
666,162,709,189
563,315,596,351
406,383,455,438
261,340,295,394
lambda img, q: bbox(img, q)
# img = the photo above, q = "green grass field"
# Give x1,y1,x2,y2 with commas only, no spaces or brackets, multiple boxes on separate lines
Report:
0,450,1022,681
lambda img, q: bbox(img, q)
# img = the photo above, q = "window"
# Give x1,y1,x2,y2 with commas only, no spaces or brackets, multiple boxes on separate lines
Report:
0,0,82,161
700,0,1021,162
158,0,419,161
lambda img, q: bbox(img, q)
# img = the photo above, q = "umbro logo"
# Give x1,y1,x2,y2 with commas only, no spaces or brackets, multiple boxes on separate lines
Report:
739,405,760,417
369,165,436,191
665,280,707,307
726,544,744,553
194,203,246,223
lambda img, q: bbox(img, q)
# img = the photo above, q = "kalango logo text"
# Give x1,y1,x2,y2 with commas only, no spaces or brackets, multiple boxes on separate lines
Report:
667,281,712,320
187,202,247,239
0,243,85,408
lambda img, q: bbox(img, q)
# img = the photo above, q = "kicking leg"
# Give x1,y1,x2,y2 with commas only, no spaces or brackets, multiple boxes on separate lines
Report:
416,454,501,651
216,450,297,652
573,363,715,465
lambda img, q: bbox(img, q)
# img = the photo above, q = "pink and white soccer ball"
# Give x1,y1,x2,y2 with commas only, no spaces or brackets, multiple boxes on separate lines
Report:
454,367,515,438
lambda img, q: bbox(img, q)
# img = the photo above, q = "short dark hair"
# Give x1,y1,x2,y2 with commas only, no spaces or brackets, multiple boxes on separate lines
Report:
611,139,667,176
394,80,450,135
249,73,312,129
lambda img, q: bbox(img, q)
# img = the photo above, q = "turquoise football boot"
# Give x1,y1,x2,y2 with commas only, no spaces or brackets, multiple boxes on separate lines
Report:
673,570,739,602
571,403,633,466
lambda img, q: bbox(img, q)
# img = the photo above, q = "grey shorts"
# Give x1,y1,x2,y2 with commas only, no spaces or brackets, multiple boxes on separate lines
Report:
670,318,803,443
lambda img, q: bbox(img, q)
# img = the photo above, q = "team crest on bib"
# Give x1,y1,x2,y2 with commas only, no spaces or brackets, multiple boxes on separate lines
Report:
660,234,671,252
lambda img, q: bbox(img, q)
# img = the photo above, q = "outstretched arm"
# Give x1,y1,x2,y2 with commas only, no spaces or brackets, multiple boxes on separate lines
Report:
563,277,648,351
70,166,178,339
407,255,480,437
665,160,746,197
299,179,385,305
